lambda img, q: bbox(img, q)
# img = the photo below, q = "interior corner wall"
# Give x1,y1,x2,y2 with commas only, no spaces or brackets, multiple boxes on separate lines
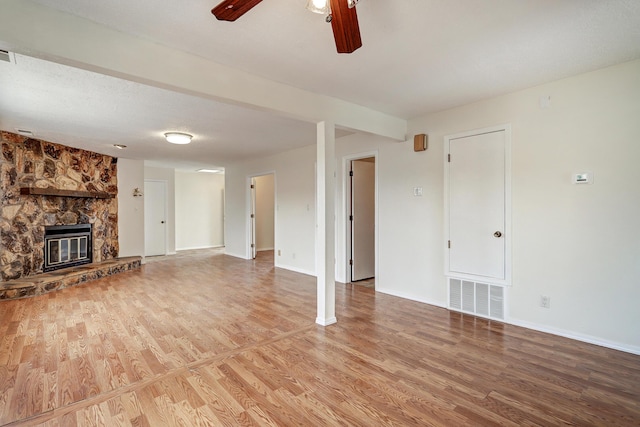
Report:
221,60,639,353
175,171,225,250
144,166,176,255
224,144,316,275
254,174,275,251
334,133,443,304
406,59,639,352
117,158,145,259
334,59,640,353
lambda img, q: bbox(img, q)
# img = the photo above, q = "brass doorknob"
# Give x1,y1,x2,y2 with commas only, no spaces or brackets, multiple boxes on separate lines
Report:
494,231,502,238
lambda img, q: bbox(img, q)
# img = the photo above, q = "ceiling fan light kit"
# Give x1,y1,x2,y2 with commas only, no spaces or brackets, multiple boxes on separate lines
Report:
328,0,362,53
211,0,264,21
306,0,330,14
212,0,362,53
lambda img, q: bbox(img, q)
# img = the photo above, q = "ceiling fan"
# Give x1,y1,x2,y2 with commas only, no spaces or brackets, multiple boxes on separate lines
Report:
211,0,363,54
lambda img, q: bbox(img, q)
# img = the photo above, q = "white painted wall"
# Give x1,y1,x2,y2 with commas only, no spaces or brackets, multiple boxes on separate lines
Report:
144,166,176,255
335,134,441,305
339,59,640,352
406,60,640,353
225,59,640,353
117,158,145,260
406,61,640,352
254,174,275,251
175,171,225,250
225,145,316,275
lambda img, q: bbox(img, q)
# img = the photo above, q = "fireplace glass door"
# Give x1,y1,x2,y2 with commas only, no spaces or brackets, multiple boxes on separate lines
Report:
44,224,92,272
48,236,88,266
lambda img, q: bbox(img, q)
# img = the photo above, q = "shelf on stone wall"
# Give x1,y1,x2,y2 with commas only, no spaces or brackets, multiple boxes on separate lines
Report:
19,187,115,199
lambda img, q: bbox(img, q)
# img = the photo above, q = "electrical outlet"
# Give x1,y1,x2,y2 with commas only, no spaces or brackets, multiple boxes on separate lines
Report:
540,295,550,308
292,252,296,259
277,249,281,256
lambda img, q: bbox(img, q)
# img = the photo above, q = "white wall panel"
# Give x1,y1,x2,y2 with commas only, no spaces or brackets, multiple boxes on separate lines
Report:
117,158,145,259
175,171,225,250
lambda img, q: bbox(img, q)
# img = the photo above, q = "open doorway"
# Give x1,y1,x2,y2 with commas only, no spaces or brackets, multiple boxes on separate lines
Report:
250,173,275,263
348,157,376,286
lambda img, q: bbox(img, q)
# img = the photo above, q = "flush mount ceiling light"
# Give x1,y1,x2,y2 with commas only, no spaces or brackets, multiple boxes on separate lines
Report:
113,144,127,149
197,168,223,173
164,132,193,145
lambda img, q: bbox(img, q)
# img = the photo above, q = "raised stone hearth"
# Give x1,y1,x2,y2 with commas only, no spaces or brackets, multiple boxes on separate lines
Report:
0,256,141,300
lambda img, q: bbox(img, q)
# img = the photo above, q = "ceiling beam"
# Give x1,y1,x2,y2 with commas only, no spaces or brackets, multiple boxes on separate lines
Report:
0,0,406,141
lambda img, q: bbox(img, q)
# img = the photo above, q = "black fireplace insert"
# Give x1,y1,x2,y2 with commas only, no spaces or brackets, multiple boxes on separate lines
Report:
44,224,92,272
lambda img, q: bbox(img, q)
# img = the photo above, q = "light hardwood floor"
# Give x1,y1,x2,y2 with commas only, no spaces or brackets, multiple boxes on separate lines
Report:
1,249,639,426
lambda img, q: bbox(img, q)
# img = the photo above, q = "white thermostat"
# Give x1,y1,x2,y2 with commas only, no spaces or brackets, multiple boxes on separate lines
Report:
572,172,593,184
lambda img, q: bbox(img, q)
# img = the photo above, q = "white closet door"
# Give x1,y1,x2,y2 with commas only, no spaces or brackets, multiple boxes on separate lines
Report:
448,130,506,280
144,180,167,257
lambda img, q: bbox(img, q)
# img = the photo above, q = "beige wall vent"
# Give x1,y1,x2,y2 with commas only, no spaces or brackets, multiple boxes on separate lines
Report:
448,278,505,320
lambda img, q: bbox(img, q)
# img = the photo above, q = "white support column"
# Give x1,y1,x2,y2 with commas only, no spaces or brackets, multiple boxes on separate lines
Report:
316,121,337,326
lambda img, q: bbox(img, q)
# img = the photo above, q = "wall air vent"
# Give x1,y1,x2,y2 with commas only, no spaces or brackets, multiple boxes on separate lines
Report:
448,277,505,320
0,50,12,63
16,129,34,137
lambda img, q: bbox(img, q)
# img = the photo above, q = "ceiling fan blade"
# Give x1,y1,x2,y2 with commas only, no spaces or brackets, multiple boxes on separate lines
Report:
329,0,362,54
212,0,263,21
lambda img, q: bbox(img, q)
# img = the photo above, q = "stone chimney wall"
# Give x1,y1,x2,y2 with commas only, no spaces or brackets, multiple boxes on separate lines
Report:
0,131,118,281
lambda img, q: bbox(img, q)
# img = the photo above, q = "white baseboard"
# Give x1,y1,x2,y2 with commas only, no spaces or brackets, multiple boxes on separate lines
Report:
375,289,639,355
275,263,316,277
316,316,337,326
224,251,250,260
375,288,447,309
506,317,640,356
185,249,640,356
177,245,224,251
257,247,274,252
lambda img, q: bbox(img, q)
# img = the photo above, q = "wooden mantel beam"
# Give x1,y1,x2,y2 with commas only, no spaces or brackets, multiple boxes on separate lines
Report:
20,187,115,199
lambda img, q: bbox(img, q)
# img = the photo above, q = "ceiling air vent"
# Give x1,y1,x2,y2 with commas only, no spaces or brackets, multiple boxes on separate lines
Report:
0,50,12,63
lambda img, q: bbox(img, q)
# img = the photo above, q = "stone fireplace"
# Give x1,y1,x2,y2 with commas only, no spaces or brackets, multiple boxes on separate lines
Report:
1,131,119,281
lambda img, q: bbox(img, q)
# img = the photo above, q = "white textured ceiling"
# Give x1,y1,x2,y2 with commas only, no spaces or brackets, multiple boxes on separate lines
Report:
0,54,320,170
1,0,640,169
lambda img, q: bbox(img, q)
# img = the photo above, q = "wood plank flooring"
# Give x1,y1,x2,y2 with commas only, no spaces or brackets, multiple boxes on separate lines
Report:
1,248,639,426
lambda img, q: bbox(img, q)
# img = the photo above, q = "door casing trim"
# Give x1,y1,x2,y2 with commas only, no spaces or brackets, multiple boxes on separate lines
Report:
342,151,378,284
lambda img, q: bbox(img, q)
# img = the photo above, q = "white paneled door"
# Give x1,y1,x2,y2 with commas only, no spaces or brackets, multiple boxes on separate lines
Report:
447,129,508,281
144,180,167,257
